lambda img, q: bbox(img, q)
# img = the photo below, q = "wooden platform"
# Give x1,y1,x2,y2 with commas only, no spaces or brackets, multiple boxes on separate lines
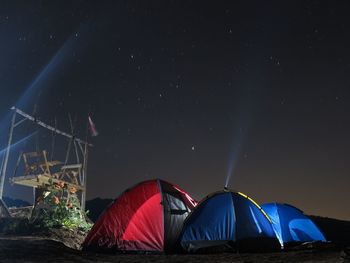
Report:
10,174,83,191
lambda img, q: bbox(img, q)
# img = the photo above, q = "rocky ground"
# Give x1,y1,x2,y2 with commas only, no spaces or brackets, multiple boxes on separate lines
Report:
0,236,349,263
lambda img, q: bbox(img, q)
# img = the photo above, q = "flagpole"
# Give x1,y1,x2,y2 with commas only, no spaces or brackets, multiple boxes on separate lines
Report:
82,114,98,211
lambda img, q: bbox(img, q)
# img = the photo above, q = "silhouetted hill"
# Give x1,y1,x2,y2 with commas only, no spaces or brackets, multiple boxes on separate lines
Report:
85,198,113,222
310,215,350,246
3,196,30,208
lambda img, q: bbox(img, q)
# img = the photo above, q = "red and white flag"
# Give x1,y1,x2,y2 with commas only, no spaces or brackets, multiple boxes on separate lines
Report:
88,116,98,137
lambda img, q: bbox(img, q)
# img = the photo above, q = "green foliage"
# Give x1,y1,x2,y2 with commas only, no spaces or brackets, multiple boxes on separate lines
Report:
33,183,92,232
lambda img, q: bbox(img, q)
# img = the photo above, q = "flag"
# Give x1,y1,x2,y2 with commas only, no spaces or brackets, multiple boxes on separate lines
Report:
88,116,98,137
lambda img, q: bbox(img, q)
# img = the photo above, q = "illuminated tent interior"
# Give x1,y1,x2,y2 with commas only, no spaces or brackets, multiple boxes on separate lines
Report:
179,190,281,252
83,179,197,253
261,203,326,247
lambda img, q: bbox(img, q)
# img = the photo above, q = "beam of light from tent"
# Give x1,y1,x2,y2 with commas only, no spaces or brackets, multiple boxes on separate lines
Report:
224,128,243,189
0,33,76,132
223,87,255,189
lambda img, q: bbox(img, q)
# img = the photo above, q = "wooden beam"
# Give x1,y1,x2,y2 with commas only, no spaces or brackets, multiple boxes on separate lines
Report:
11,107,93,147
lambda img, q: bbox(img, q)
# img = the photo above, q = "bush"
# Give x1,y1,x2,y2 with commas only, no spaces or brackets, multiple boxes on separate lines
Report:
32,182,92,232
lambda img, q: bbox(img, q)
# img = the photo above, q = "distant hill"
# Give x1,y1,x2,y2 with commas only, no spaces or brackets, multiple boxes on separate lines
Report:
3,197,31,208
85,198,113,222
310,215,350,246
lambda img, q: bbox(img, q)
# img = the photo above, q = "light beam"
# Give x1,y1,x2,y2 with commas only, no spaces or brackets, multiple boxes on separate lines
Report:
0,33,77,132
0,132,37,156
224,130,243,189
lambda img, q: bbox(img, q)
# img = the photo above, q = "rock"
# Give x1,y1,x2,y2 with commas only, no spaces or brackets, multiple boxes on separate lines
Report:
340,247,350,261
31,227,88,250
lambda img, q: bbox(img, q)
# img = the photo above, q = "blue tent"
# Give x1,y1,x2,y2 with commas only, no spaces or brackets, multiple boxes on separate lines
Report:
180,190,280,252
261,203,326,247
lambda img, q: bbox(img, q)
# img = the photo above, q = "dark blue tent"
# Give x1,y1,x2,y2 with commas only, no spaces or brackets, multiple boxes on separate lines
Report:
261,203,326,247
179,190,280,252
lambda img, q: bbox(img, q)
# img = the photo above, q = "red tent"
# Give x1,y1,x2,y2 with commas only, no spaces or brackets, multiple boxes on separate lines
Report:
83,179,197,252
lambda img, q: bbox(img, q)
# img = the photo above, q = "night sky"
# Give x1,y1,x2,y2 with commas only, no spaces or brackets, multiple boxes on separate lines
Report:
1,1,350,220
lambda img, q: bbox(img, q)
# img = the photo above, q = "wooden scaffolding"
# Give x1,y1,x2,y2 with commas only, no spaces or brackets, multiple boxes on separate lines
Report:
0,107,92,217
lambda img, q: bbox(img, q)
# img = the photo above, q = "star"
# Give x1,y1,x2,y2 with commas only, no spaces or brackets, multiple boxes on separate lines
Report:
191,145,195,151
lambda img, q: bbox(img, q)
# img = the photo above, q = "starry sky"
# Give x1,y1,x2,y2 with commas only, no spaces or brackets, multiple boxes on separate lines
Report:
1,1,350,220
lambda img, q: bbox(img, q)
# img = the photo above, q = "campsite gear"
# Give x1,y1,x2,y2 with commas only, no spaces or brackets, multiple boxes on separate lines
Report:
180,190,280,252
83,179,197,253
261,203,326,247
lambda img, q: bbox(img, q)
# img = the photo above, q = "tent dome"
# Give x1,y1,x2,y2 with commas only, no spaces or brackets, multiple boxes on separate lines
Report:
261,203,326,247
83,179,197,253
180,190,280,252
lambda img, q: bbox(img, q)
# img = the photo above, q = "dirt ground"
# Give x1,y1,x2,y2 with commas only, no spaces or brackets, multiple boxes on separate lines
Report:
0,236,349,263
